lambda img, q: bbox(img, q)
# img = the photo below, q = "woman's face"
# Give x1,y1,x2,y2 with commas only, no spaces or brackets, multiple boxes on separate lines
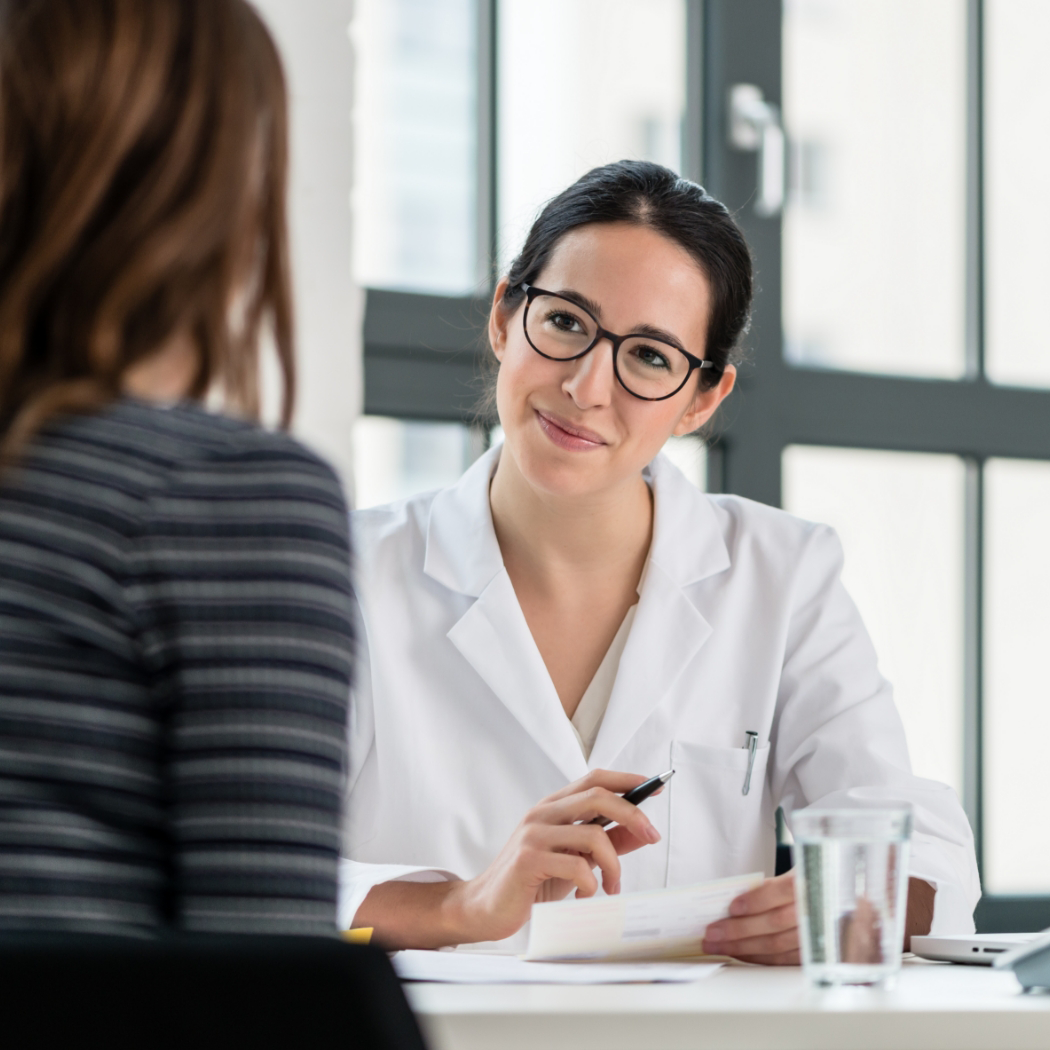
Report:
489,222,737,500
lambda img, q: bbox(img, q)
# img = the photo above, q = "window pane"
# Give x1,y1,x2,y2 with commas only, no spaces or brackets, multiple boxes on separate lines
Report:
782,446,966,795
497,0,686,268
661,436,707,491
353,416,479,509
984,459,1050,893
351,0,478,295
984,1,1050,389
782,0,966,378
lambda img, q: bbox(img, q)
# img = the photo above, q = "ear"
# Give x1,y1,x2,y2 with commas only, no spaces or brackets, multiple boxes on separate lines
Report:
672,364,737,437
488,277,514,364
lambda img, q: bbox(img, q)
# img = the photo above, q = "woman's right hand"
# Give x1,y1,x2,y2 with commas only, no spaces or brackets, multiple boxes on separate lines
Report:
443,769,662,945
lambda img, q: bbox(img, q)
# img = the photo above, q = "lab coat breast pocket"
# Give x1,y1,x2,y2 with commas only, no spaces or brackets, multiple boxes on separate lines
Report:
667,738,773,886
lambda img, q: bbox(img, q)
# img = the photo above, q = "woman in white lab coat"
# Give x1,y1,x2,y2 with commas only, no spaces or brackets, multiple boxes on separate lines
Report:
343,161,980,961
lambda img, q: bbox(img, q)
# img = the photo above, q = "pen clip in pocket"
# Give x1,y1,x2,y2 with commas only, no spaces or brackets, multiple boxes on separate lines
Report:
742,731,759,796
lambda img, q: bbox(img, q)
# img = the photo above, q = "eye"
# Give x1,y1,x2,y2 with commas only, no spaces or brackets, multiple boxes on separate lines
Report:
545,309,586,334
629,343,672,371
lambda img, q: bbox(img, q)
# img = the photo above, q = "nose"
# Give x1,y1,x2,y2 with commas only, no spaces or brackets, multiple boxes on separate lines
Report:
562,338,616,409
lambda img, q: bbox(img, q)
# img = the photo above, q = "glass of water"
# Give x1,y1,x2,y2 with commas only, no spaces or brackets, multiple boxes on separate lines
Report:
792,808,913,987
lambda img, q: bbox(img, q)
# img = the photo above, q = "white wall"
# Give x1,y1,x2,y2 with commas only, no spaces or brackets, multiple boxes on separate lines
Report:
252,0,361,488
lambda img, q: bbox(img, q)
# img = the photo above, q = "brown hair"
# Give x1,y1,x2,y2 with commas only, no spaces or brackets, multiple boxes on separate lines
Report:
0,0,294,463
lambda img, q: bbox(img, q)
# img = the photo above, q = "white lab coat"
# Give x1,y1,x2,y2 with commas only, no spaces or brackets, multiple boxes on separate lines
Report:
341,446,980,940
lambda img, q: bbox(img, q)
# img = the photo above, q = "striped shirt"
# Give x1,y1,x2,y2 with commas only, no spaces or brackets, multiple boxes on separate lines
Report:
0,399,353,936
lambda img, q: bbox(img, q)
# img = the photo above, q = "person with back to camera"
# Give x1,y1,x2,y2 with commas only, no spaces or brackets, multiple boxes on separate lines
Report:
0,0,354,935
342,160,981,962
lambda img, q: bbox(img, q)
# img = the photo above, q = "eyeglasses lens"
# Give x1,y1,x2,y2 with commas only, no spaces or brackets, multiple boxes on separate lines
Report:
525,295,597,359
617,336,691,399
525,293,691,399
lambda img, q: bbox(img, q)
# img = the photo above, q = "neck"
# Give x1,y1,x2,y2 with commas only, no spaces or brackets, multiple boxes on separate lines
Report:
121,332,198,404
489,446,653,593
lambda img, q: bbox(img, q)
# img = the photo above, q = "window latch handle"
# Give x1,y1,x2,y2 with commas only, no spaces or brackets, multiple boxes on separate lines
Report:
728,83,785,218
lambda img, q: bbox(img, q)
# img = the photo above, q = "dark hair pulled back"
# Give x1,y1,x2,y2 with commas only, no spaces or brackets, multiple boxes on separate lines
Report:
502,160,753,389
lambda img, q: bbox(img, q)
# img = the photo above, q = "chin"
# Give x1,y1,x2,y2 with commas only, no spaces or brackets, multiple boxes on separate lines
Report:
510,428,616,498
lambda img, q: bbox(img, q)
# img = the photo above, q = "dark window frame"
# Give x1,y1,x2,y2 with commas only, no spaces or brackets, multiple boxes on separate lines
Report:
360,0,1050,932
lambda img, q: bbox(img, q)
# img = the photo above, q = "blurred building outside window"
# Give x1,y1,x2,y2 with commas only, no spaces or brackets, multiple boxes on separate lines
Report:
783,446,966,797
782,0,967,379
353,417,481,509
351,0,479,296
497,0,686,268
983,458,1050,893
984,0,1050,389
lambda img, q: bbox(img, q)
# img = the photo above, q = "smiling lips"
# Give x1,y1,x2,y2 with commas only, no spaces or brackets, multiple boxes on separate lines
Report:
535,409,607,452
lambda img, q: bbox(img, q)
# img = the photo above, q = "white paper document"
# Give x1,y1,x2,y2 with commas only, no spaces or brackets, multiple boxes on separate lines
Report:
524,872,764,961
392,949,722,984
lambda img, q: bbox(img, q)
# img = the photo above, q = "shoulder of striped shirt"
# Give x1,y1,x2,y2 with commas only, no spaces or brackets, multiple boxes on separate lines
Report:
45,398,347,488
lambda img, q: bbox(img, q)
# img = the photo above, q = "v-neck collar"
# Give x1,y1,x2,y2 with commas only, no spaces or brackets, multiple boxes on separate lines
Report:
426,444,732,775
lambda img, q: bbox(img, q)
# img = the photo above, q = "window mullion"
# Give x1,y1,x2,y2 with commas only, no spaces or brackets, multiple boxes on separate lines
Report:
963,457,985,881
683,0,705,184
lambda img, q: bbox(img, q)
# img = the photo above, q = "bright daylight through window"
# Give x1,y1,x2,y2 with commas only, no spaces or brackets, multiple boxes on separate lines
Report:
782,0,966,378
351,0,479,296
984,458,1050,894
497,0,685,268
984,0,1050,389
783,446,966,797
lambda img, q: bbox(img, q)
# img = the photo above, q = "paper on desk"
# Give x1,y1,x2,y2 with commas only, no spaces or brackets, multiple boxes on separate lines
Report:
392,949,722,984
525,872,763,962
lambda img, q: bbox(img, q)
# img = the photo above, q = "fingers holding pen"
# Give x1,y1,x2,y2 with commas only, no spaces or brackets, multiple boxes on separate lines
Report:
447,769,669,944
604,822,656,856
542,769,649,805
521,821,625,895
532,786,662,847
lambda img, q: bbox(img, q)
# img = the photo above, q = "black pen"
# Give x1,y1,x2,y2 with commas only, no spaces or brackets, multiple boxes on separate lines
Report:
587,768,675,827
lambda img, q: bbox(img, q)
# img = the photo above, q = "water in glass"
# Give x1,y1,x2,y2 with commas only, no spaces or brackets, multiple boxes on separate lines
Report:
792,808,912,987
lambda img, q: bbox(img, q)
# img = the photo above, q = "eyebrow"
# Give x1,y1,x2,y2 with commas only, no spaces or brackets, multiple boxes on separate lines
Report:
552,287,687,353
629,323,687,354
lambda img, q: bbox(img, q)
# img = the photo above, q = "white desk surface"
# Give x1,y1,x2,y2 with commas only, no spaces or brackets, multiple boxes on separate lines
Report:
405,959,1050,1050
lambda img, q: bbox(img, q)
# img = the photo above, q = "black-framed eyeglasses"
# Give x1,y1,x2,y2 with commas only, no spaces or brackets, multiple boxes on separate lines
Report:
520,283,713,402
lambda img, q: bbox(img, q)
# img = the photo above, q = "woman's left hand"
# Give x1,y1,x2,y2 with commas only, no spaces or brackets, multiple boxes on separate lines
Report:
701,872,799,965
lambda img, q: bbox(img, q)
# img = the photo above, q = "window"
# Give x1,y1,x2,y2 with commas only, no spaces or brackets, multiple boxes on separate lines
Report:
351,0,480,295
351,0,1050,930
497,0,686,268
984,0,1050,388
705,0,1050,932
353,417,483,509
783,446,966,795
983,458,1050,893
782,0,966,378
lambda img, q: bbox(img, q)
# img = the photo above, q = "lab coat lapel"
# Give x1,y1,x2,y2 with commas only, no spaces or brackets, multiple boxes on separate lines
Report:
426,446,589,783
447,572,590,783
586,563,712,770
587,454,731,770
